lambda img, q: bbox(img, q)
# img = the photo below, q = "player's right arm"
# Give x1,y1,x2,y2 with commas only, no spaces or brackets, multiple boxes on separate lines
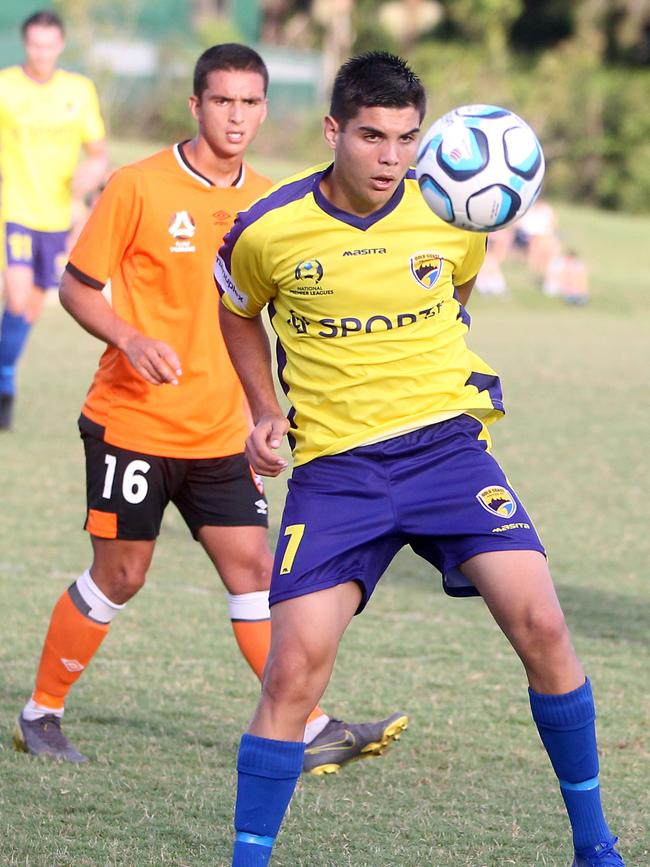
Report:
215,213,288,476
59,272,181,386
61,165,181,386
219,306,288,476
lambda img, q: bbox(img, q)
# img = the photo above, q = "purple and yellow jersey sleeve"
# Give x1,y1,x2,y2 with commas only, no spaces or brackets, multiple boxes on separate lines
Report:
216,165,499,467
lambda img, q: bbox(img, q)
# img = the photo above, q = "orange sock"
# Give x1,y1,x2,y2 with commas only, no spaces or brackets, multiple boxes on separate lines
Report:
32,574,120,710
228,591,325,724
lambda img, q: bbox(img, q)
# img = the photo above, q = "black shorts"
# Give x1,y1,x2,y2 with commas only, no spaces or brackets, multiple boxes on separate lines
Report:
81,428,268,541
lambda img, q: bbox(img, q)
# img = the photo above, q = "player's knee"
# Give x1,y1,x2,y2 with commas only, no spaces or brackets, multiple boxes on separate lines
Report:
5,294,29,316
517,605,569,657
249,552,272,591
97,561,147,604
234,549,273,593
262,647,317,707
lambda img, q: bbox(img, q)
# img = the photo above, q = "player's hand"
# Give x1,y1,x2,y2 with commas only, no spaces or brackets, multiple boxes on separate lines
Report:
246,415,290,476
122,334,183,386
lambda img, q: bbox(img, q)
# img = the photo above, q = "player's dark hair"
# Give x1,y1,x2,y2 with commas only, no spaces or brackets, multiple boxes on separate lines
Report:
193,43,269,98
21,10,65,37
330,51,426,126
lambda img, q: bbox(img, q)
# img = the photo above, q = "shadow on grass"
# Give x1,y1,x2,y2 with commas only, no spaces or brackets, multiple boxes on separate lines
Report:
74,711,237,751
382,563,649,646
555,583,649,646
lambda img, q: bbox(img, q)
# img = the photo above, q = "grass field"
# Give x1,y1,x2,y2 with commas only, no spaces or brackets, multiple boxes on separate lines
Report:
0,153,649,866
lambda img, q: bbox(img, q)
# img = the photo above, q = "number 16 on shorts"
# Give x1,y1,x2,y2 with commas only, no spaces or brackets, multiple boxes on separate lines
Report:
83,433,162,540
102,455,151,504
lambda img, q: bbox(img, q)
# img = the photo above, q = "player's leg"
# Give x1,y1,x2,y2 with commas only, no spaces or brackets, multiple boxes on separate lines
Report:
14,537,155,762
396,416,623,864
232,582,361,866
0,227,33,429
14,430,170,762
179,454,408,774
461,551,624,866
0,225,67,429
198,523,330,738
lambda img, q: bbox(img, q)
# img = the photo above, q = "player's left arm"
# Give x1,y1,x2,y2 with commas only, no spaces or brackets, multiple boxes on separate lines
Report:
455,277,476,307
72,77,109,200
72,139,109,200
454,233,487,307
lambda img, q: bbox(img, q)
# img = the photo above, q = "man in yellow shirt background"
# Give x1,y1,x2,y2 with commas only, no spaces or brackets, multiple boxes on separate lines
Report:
0,9,108,430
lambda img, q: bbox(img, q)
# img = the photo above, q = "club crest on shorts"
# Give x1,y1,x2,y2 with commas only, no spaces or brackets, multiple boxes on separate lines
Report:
476,485,517,518
409,251,444,290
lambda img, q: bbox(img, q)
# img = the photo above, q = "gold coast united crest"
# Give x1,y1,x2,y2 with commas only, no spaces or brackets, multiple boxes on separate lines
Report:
476,485,517,518
410,251,444,290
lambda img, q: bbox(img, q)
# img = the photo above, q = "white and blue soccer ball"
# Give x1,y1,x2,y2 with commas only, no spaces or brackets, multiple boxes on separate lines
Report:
416,104,545,232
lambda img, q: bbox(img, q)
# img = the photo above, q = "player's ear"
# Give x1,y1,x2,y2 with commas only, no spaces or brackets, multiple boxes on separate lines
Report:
188,94,200,121
323,115,339,150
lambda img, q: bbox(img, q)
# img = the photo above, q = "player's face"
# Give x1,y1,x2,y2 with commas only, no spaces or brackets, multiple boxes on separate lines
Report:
190,69,267,160
23,24,64,82
323,105,421,215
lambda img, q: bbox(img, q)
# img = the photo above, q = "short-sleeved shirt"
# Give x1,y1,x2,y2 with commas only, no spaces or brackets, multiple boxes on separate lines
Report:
0,66,105,231
68,144,271,458
216,163,502,466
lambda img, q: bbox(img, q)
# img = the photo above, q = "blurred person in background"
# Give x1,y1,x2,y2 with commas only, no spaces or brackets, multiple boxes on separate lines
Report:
0,9,108,431
517,197,557,285
558,248,590,305
475,226,513,296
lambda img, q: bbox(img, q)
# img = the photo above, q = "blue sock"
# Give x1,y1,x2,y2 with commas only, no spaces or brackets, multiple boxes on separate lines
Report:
0,309,31,395
232,733,305,866
529,677,611,851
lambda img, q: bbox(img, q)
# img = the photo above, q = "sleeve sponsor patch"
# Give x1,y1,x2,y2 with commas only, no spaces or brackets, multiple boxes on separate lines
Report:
214,255,248,310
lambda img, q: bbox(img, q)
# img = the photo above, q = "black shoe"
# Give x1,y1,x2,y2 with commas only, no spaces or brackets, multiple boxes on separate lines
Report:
303,711,408,775
13,714,88,763
0,393,14,430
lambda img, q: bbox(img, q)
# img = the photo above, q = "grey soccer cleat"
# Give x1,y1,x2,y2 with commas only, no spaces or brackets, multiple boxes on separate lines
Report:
13,713,88,763
303,711,409,775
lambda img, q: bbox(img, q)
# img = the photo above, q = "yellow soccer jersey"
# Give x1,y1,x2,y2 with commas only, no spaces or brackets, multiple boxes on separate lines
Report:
217,163,503,466
0,66,105,231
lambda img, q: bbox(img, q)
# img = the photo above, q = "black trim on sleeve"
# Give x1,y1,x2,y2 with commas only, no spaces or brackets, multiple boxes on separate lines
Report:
66,261,105,291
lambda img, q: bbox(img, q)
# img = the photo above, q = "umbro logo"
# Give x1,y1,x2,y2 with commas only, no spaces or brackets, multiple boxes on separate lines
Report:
255,498,268,515
61,658,85,672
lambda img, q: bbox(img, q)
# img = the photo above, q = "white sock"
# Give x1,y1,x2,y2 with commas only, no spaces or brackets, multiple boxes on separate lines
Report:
22,697,64,721
74,569,125,623
304,713,330,743
226,589,270,620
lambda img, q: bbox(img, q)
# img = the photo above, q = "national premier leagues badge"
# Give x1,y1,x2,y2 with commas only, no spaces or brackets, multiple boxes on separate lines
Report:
409,251,444,290
476,485,517,518
294,259,324,283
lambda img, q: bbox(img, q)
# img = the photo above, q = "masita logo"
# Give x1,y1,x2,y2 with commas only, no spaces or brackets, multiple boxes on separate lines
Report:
476,485,517,518
410,251,444,290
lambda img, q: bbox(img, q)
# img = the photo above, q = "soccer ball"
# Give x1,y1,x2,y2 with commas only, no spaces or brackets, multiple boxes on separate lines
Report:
416,104,545,232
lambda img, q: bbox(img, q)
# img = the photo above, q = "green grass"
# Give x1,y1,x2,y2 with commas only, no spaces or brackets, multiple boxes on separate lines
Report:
1,166,649,865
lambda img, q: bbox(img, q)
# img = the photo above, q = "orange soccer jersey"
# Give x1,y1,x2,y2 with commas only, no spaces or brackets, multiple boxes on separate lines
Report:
67,144,271,458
